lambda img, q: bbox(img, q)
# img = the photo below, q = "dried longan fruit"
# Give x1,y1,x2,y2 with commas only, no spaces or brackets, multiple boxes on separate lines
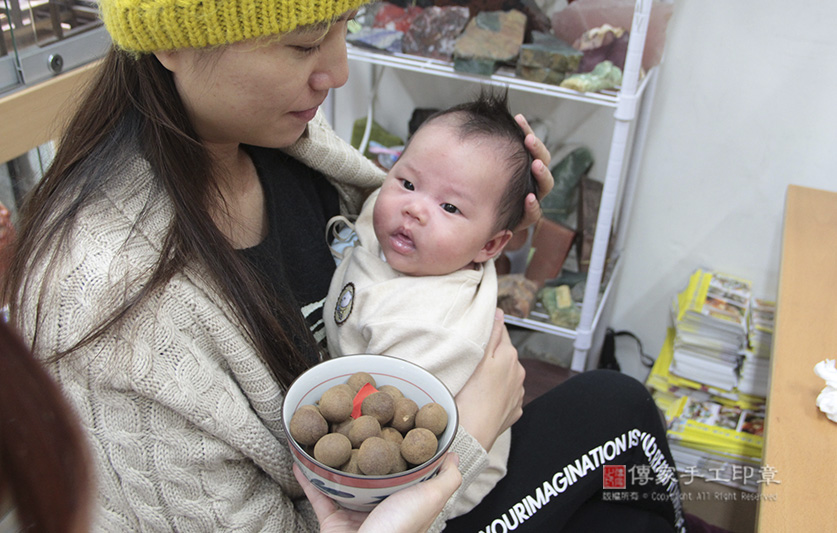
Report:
331,383,354,396
361,391,395,426
401,428,438,465
378,385,404,401
381,426,404,447
387,441,408,474
357,437,395,476
391,397,418,434
319,385,353,423
289,406,328,446
299,404,321,413
340,449,362,474
313,433,352,468
415,402,448,436
348,415,381,448
347,372,376,392
332,417,354,438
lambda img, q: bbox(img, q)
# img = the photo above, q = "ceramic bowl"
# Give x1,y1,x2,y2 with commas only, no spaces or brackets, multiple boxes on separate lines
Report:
282,354,458,511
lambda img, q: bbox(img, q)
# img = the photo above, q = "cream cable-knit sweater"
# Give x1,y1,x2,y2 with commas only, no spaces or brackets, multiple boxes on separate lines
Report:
17,111,489,531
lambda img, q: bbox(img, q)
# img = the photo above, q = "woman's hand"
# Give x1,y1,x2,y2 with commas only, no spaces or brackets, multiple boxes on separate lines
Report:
514,114,554,233
455,309,525,452
294,453,462,533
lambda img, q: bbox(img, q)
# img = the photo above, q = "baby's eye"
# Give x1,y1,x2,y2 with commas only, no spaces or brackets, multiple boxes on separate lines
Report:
441,203,459,214
401,180,415,191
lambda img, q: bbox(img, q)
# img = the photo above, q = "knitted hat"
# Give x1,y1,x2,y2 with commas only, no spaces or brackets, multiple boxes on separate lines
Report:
100,0,371,53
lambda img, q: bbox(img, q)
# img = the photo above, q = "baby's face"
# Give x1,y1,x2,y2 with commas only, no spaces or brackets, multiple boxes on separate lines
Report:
372,123,510,276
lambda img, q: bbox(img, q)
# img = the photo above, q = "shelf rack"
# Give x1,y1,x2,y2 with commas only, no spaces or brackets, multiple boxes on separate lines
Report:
343,0,660,371
348,45,626,107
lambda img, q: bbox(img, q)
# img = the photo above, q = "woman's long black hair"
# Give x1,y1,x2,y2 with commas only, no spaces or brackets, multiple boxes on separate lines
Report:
3,47,315,388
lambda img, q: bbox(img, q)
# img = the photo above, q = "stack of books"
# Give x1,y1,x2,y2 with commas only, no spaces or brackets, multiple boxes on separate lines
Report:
645,269,775,491
647,328,768,407
738,299,775,397
648,335,766,492
664,395,764,492
668,269,752,393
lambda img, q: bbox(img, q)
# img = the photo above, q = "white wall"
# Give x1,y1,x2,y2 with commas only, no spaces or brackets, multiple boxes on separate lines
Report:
332,0,837,367
611,0,837,361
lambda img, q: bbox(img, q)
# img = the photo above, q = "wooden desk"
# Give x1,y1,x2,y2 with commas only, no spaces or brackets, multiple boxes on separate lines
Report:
757,185,837,530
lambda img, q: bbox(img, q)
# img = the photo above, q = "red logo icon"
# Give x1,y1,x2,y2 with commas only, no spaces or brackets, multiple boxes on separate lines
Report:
603,465,626,489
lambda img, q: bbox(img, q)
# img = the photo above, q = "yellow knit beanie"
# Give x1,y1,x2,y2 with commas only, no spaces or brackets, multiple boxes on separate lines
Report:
100,0,371,53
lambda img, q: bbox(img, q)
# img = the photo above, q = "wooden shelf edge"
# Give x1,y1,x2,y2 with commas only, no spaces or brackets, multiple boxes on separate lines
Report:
0,59,102,163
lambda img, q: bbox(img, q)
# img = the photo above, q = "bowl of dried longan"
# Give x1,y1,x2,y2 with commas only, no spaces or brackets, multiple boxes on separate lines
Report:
282,354,458,511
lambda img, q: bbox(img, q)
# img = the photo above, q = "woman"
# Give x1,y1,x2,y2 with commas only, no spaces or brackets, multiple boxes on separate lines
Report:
3,0,685,530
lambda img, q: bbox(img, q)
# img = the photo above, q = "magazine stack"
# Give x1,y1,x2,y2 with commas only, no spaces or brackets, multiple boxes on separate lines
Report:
664,394,764,492
669,269,752,393
738,299,775,397
645,268,775,492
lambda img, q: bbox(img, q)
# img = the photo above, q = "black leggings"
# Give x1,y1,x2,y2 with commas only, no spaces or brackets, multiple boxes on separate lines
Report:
445,370,686,533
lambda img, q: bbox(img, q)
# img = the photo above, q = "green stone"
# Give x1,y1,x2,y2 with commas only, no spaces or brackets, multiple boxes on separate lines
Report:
540,146,594,222
453,10,526,64
475,11,502,32
518,32,582,73
560,60,622,92
453,57,498,76
515,65,568,85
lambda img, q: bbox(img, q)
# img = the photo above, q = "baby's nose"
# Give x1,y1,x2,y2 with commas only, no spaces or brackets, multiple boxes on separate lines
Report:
403,201,427,223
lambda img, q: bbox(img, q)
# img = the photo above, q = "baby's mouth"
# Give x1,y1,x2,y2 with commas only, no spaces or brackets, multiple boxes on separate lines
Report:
389,229,415,254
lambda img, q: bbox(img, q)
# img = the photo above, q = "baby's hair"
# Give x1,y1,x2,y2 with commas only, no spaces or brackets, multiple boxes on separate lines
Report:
414,88,538,232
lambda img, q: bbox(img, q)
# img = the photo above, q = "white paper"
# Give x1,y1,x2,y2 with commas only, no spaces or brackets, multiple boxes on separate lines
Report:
814,359,837,423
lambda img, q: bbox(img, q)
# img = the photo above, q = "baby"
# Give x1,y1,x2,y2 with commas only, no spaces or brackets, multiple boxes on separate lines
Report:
324,90,536,516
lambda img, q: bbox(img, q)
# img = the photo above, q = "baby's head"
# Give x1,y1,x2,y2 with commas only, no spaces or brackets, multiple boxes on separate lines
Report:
422,91,538,234
372,90,538,277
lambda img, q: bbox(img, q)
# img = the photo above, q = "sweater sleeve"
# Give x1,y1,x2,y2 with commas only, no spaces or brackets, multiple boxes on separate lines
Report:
427,429,490,533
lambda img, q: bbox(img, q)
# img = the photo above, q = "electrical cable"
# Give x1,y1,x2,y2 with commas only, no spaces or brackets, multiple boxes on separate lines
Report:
609,328,655,367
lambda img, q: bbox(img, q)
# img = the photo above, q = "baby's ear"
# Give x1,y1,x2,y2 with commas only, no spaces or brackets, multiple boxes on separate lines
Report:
474,230,513,264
